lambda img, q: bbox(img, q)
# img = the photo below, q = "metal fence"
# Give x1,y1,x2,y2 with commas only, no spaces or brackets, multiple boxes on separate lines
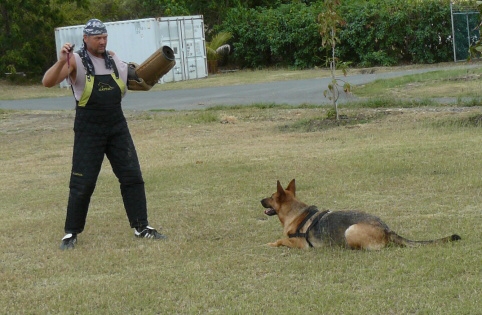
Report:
451,2,480,61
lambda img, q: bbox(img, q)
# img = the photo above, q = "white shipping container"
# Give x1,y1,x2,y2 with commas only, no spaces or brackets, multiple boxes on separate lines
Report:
54,16,207,87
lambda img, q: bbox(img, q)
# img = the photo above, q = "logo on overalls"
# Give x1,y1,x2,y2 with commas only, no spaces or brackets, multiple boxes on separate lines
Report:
98,82,114,92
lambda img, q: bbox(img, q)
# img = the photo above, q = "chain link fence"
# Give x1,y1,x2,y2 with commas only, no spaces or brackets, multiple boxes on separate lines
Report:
451,2,480,61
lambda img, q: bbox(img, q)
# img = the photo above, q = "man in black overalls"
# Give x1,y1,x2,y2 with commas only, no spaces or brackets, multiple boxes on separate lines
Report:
42,19,166,250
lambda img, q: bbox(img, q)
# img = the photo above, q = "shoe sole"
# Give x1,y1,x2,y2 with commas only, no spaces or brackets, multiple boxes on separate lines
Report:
60,239,77,250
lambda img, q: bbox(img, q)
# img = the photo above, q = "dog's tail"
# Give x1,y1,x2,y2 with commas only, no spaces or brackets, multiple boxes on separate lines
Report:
388,231,461,247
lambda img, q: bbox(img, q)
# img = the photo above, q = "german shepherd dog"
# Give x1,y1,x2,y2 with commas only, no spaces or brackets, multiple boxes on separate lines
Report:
261,179,461,250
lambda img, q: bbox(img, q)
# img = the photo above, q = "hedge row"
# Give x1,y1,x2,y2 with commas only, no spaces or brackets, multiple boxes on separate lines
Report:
220,0,453,68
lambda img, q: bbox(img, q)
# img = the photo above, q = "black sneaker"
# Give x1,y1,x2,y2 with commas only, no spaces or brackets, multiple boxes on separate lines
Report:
134,226,167,240
60,233,77,250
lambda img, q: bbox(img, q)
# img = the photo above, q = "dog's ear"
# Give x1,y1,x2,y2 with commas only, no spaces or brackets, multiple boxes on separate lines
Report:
277,180,283,192
276,180,286,197
286,179,296,196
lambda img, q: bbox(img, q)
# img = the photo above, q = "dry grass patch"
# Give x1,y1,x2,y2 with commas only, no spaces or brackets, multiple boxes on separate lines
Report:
1,106,481,314
353,65,482,101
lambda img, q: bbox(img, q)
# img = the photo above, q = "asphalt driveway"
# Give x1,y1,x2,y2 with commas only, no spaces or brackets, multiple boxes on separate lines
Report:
0,65,478,111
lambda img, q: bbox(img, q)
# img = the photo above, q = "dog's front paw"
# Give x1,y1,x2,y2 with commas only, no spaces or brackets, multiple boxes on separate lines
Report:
267,242,279,247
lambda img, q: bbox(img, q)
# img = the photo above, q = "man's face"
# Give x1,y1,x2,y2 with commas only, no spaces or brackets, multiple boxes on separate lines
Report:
84,34,108,56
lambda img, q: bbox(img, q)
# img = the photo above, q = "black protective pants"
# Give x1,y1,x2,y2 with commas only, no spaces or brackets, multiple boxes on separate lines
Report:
64,107,148,234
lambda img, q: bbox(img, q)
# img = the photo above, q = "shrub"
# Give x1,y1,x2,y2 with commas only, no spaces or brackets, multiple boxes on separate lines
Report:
221,0,453,68
222,3,327,68
338,0,452,66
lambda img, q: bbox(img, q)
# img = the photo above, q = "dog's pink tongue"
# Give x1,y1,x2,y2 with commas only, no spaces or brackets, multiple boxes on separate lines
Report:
264,208,277,216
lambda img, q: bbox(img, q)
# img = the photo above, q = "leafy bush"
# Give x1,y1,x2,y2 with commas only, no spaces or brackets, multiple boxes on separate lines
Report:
338,0,453,66
405,0,453,64
222,7,271,68
221,0,453,69
261,2,326,68
222,3,327,68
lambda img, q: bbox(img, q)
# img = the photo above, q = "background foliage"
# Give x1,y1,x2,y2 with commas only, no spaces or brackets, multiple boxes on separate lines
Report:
338,0,453,67
0,0,467,75
221,2,326,68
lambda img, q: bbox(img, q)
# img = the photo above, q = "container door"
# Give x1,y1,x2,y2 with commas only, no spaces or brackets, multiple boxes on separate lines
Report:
158,18,184,83
158,16,207,82
181,17,207,80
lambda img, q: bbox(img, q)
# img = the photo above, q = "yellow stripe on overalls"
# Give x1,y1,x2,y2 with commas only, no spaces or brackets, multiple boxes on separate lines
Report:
78,74,126,107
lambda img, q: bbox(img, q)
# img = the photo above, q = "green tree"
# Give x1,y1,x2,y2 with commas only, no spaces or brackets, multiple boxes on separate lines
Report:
138,0,190,18
0,0,89,76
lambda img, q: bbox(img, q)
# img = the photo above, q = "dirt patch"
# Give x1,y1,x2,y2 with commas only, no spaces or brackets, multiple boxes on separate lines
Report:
447,74,481,81
280,110,388,132
277,106,482,132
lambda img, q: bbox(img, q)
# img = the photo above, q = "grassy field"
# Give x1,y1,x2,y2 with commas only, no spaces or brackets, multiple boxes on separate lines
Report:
1,65,482,314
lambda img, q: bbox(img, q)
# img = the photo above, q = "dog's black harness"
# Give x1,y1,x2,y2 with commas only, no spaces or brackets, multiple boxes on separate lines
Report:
288,206,330,247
